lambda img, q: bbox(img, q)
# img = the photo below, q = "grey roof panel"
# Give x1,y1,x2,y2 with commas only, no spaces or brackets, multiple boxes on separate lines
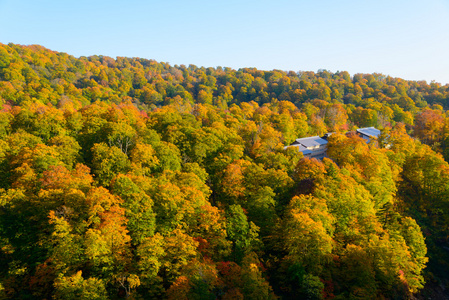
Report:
295,136,328,148
357,127,380,138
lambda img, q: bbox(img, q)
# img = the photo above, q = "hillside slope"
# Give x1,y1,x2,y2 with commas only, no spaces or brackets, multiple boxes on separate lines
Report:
0,43,448,299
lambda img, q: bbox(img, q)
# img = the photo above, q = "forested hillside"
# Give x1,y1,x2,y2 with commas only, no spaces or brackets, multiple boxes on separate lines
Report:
0,43,449,299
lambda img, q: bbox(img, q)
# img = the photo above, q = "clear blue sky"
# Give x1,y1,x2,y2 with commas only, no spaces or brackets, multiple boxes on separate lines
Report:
1,0,449,84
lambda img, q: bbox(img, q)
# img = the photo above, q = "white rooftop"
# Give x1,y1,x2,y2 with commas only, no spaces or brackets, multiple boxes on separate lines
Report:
357,127,381,138
295,136,328,148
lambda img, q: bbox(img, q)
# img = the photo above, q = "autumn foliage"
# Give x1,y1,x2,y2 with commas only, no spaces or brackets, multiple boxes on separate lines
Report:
0,43,448,299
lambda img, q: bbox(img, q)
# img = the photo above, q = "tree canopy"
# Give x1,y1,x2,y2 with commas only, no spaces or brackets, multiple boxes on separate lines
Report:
0,43,448,299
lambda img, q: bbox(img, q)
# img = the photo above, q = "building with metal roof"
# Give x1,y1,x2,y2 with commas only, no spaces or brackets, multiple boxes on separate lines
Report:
285,136,328,159
356,127,381,142
285,127,381,159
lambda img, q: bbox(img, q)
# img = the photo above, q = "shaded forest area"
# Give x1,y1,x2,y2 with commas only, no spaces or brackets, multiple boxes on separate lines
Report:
0,43,449,299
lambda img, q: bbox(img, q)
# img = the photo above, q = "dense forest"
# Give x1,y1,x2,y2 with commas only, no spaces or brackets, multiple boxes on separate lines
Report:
0,43,449,299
